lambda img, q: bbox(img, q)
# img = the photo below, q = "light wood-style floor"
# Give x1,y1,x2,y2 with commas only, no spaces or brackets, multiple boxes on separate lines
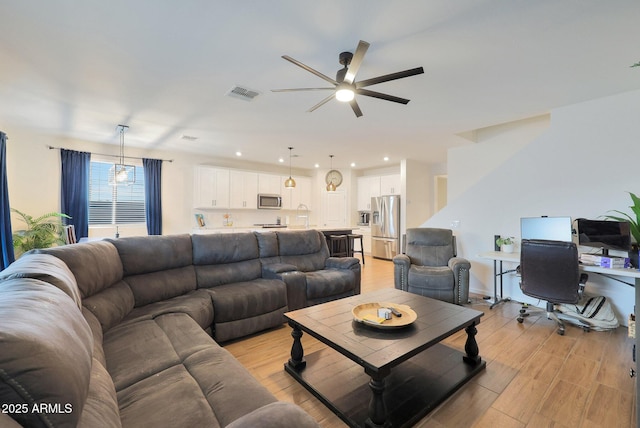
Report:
224,256,636,427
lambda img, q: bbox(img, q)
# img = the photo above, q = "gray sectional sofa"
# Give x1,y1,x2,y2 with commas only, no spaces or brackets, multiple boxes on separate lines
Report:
0,229,361,428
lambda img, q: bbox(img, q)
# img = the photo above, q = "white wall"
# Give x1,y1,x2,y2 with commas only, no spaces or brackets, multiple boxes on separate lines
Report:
448,114,551,200
423,89,640,325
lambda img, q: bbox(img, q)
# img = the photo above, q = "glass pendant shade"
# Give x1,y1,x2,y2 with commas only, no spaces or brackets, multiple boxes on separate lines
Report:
284,147,296,188
284,176,296,188
108,125,135,186
326,154,336,192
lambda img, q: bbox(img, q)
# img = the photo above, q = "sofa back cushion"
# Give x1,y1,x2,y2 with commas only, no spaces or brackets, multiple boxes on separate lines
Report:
108,235,197,307
276,230,329,272
0,278,93,427
192,233,262,287
36,240,124,299
406,228,455,267
36,242,135,331
255,231,280,264
0,253,81,308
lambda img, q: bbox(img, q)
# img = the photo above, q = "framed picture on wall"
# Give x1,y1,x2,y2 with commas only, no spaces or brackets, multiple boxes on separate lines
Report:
194,213,205,228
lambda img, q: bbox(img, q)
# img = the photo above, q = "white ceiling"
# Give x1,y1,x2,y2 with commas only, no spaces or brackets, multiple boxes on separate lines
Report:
1,0,639,171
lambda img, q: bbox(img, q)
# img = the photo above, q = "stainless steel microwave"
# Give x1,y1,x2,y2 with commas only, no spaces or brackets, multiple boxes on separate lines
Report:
257,194,282,209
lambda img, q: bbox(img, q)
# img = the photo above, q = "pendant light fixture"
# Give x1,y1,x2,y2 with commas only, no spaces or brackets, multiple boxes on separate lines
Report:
284,147,296,189
108,124,136,186
326,155,336,192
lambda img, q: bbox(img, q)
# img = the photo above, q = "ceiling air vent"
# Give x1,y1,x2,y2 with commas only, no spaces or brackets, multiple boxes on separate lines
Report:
226,85,261,101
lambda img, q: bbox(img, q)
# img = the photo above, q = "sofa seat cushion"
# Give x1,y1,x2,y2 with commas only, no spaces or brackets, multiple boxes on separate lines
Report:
226,402,320,428
103,313,277,427
408,265,454,291
305,269,356,301
77,357,122,428
207,279,286,323
120,289,214,331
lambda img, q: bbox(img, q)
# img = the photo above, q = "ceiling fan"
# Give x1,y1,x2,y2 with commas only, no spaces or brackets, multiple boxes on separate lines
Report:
272,40,424,118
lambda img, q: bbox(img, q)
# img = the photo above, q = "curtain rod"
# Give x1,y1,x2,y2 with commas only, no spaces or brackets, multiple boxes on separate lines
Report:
47,145,174,162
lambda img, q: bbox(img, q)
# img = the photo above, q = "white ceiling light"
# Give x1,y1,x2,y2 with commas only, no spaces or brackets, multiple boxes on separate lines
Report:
335,83,355,102
108,124,135,186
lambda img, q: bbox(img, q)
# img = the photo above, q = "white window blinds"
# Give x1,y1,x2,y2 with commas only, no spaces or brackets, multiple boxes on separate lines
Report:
89,161,146,225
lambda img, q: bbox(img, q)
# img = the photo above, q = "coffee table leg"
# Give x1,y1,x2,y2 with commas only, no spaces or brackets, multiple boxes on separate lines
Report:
365,370,388,428
463,321,482,365
287,322,306,371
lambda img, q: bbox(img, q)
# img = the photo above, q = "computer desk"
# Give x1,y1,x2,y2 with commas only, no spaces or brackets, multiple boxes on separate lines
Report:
479,251,640,309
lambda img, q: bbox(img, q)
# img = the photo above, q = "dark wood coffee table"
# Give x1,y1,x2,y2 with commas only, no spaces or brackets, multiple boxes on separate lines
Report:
284,288,485,428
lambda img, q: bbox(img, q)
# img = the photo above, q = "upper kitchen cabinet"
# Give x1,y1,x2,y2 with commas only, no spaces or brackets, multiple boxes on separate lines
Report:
357,176,381,211
380,174,401,195
229,170,258,209
193,166,230,209
281,175,311,210
257,173,282,195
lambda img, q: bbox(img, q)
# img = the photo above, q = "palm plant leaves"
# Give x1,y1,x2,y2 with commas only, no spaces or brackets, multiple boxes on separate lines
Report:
604,192,640,244
11,208,71,256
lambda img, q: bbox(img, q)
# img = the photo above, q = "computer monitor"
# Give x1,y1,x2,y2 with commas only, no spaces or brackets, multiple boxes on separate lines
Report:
520,216,573,242
576,218,631,255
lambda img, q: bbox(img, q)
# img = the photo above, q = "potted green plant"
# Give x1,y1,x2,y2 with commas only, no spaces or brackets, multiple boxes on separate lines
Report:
605,191,640,267
11,208,71,257
496,236,516,253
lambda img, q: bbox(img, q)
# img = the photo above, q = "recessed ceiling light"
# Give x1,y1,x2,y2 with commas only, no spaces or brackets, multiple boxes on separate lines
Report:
278,157,284,163
350,162,356,167
314,163,320,168
383,156,389,161
236,151,242,157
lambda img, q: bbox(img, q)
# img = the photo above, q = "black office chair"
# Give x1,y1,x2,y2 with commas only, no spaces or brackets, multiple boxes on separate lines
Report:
517,239,590,335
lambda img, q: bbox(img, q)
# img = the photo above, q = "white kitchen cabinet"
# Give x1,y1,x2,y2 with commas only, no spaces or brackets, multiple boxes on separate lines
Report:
281,175,311,210
258,173,282,195
380,174,401,195
357,176,381,211
193,166,230,209
229,170,258,209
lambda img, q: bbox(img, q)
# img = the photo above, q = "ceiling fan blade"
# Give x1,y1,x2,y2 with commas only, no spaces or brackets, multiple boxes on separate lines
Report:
271,87,335,92
282,55,338,85
349,99,363,117
344,40,370,84
307,93,335,112
356,67,424,88
356,88,410,104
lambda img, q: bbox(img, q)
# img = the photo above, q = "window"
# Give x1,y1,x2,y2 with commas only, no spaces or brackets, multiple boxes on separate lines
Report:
89,161,146,225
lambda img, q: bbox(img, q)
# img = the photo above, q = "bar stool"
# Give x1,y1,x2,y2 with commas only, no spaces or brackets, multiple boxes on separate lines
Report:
347,234,365,265
327,235,349,257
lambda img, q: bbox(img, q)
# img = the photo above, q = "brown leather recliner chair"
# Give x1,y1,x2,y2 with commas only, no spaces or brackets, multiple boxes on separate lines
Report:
393,228,471,305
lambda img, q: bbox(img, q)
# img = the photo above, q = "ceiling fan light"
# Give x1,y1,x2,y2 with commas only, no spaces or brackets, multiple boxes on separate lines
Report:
335,87,355,102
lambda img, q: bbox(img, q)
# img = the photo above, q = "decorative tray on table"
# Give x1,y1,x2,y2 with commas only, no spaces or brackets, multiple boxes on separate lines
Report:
352,302,417,329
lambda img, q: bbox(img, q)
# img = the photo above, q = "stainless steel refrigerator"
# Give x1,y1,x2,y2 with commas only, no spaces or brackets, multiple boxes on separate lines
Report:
371,195,400,260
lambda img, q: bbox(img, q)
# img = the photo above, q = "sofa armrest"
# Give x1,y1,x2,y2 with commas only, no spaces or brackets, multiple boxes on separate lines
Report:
393,254,411,291
325,256,360,270
262,263,298,277
226,402,320,428
263,264,307,311
448,257,471,304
